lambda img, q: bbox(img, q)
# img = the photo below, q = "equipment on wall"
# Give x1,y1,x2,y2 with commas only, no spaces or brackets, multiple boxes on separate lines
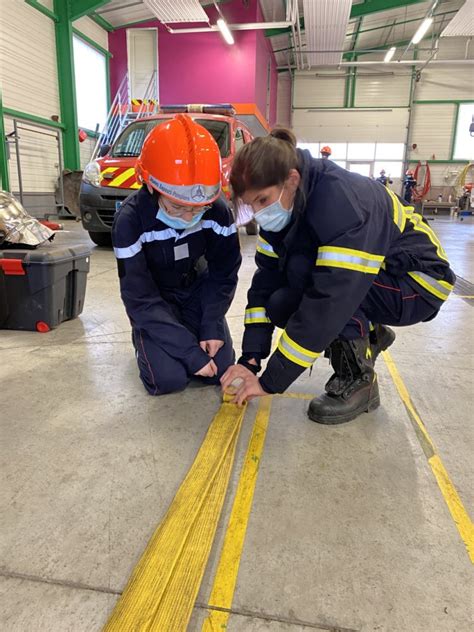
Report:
413,161,432,201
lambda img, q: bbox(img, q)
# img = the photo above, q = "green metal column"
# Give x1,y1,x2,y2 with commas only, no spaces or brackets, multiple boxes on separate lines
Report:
0,87,10,191
53,0,80,170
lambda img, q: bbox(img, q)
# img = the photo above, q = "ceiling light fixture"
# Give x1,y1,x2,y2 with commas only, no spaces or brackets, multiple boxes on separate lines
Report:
411,17,434,44
384,46,396,62
217,17,234,45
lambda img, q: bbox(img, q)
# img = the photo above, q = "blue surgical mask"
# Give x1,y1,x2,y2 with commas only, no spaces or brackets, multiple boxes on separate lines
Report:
157,204,206,230
254,188,293,232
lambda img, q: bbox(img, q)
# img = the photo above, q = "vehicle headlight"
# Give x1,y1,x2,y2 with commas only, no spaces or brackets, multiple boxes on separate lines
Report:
83,161,101,187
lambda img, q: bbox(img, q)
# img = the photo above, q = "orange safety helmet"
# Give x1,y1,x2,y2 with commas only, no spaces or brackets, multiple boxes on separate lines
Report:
406,169,414,176
464,183,473,191
135,114,221,206
320,145,332,156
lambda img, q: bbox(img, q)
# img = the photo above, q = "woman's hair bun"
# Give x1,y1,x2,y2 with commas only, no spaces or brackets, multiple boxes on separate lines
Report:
269,127,297,147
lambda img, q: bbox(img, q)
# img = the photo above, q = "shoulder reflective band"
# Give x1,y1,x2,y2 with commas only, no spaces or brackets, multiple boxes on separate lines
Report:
407,212,449,263
277,330,320,368
408,271,454,301
256,236,278,258
316,246,384,275
245,307,271,324
386,188,407,233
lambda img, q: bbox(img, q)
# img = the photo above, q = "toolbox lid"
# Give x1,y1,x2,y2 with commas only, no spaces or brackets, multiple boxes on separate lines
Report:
0,243,91,265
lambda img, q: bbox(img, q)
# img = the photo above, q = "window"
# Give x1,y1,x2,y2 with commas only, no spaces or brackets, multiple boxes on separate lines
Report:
234,129,245,151
111,118,230,158
453,103,474,161
297,142,319,156
319,143,347,160
375,143,404,160
347,143,375,160
374,161,403,179
73,35,108,132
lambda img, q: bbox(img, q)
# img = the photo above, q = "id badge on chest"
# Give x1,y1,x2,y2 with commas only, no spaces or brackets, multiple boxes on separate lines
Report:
174,243,189,261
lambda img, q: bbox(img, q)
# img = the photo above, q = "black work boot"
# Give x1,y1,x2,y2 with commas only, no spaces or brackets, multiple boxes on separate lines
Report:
370,324,395,363
308,337,380,425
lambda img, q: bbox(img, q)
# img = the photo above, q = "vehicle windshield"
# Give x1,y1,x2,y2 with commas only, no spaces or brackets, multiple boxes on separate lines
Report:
110,118,230,158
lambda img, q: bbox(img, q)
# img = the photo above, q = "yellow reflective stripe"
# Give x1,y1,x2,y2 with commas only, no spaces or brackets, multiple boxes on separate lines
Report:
386,188,407,232
256,236,278,258
244,307,271,324
107,168,136,188
408,272,453,301
100,167,119,177
316,246,384,275
277,330,320,368
407,212,449,262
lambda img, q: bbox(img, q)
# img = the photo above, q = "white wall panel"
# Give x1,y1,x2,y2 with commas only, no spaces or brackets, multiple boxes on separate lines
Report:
355,73,411,107
0,0,60,119
416,66,474,100
293,108,409,143
4,118,60,194
73,16,109,50
294,71,346,108
409,103,456,161
276,73,292,127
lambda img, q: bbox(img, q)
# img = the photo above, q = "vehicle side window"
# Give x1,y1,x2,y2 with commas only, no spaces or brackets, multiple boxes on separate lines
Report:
234,128,245,151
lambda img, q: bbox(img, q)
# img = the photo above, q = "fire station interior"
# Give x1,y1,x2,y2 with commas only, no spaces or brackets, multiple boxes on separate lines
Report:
1,1,473,631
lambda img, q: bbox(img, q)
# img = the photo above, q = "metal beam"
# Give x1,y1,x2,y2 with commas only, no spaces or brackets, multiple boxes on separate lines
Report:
0,88,10,191
69,0,111,22
350,0,426,19
24,0,58,21
53,0,80,170
89,11,115,31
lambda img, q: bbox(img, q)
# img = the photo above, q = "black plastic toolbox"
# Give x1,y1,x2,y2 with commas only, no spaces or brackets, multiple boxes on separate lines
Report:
0,244,90,332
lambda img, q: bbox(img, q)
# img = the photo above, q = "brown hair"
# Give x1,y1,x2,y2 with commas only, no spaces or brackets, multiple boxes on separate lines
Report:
230,127,298,199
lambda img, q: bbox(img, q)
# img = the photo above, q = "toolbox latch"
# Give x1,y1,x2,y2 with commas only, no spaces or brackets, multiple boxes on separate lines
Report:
0,258,26,276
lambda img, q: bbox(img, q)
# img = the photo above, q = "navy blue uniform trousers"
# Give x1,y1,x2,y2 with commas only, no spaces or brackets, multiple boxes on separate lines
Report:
132,285,234,396
266,269,442,344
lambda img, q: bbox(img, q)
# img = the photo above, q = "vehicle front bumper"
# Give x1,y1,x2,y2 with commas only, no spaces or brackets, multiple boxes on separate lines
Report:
80,181,135,233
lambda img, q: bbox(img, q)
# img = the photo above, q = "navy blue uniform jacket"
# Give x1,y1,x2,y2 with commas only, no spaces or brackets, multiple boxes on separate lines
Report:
112,187,241,375
243,150,455,394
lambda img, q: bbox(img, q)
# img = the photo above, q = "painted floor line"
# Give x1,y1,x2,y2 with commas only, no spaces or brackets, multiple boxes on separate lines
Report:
201,395,273,631
383,349,474,563
102,395,247,631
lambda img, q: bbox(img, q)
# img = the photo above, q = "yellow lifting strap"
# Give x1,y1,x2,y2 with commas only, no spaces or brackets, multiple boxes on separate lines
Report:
103,392,247,632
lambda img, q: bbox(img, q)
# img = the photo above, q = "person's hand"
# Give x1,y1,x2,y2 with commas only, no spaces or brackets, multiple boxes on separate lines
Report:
194,359,218,378
221,364,266,406
200,339,224,358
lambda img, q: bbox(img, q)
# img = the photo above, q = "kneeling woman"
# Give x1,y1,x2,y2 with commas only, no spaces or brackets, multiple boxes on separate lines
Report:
112,115,241,395
222,128,454,424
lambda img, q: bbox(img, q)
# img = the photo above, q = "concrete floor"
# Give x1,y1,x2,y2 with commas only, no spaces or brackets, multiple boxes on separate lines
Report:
0,217,473,631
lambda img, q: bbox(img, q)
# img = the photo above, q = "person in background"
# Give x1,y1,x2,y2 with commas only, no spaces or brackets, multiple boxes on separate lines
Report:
320,145,332,160
221,128,455,425
403,169,417,203
376,169,393,187
112,114,241,395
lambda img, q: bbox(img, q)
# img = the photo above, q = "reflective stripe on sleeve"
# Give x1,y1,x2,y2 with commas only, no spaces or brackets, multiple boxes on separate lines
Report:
256,236,278,258
244,307,271,325
408,272,453,301
277,330,320,368
114,238,142,259
386,188,407,233
316,246,384,274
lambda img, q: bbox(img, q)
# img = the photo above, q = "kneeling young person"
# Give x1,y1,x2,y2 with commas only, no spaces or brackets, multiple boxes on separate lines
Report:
112,115,241,395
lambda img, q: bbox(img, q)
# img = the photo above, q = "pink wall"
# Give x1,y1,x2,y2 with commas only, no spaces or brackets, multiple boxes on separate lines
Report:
108,0,277,124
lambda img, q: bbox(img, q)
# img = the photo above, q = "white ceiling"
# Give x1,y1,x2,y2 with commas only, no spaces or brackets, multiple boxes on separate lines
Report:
94,0,469,67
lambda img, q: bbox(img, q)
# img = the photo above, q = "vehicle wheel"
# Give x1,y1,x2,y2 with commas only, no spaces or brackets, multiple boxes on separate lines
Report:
245,220,258,235
88,231,112,247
